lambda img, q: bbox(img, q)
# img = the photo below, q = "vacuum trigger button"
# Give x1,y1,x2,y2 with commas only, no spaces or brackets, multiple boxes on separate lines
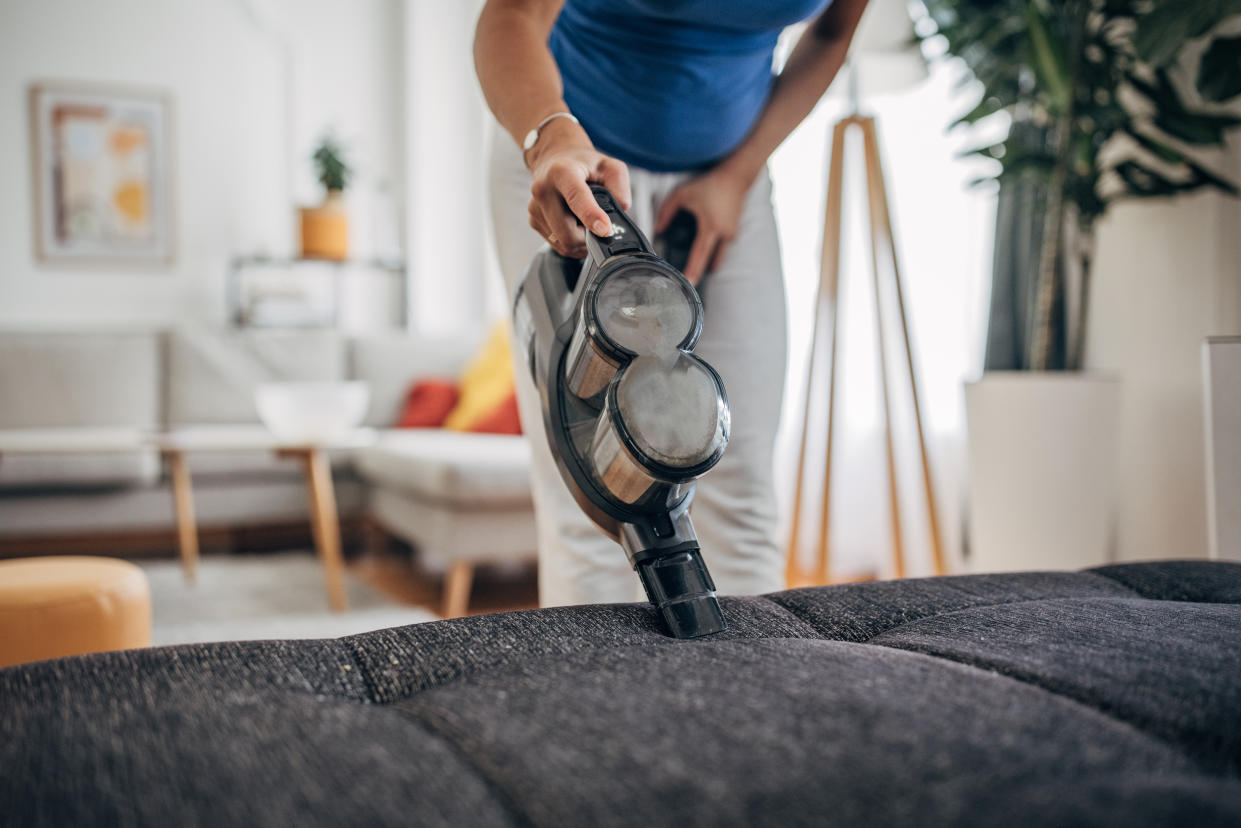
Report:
652,514,674,538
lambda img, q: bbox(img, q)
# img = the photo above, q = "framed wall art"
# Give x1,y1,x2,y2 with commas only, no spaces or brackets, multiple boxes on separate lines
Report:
29,81,175,266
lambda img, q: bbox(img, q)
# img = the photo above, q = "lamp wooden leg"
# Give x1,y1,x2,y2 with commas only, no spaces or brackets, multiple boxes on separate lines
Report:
164,449,199,584
786,293,820,586
790,114,945,584
788,118,850,589
861,119,947,576
442,562,474,619
813,119,852,586
291,448,349,612
860,121,907,581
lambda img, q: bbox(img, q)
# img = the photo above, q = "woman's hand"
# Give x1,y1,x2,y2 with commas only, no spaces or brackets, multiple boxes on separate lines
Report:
653,166,753,285
641,0,869,282
526,119,631,258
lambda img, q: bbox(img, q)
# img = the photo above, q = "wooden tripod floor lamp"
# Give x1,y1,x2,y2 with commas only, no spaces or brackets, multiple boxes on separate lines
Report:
786,113,947,587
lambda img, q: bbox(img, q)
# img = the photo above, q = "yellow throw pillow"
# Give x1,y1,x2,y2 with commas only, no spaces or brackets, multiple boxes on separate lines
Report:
443,322,517,432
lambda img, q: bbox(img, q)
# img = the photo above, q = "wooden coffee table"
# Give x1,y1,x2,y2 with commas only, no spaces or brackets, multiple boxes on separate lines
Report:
0,426,376,612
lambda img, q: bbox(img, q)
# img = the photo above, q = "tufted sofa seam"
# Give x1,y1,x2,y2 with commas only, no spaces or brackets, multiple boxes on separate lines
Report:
375,631,1236,799
746,594,827,639
761,571,1146,643
1086,564,1241,603
345,599,824,704
350,628,825,703
391,702,536,828
854,592,1152,645
865,633,1241,778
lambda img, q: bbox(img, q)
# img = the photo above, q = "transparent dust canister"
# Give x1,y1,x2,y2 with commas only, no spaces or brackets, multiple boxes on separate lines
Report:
588,354,729,505
563,262,700,404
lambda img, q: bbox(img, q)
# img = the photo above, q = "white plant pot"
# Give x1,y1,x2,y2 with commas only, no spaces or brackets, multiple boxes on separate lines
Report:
1203,337,1241,561
964,373,1120,573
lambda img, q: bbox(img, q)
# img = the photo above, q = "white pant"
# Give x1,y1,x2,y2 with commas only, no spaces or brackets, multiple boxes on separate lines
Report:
488,135,788,606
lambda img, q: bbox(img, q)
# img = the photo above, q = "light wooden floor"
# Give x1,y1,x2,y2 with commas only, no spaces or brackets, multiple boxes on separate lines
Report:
349,549,539,619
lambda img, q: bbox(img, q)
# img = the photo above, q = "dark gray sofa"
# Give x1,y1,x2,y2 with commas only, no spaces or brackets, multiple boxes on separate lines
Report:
3,561,1240,827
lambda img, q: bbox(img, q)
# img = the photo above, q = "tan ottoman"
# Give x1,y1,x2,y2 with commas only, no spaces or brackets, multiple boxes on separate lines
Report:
0,556,151,668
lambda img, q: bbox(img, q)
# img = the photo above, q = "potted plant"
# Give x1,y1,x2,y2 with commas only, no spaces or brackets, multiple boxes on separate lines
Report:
300,133,353,261
918,0,1241,571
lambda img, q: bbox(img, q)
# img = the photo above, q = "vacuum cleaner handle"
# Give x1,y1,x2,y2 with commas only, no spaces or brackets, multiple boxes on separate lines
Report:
584,184,651,261
586,184,698,279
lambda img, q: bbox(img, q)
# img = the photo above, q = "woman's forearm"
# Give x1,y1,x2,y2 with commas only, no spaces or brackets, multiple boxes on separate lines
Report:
474,0,582,153
475,0,626,254
719,0,870,184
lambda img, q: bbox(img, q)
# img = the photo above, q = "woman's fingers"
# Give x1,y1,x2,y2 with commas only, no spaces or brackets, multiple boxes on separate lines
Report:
682,223,717,286
532,194,585,257
526,149,633,255
597,158,631,211
552,166,612,237
528,203,574,256
654,191,684,234
710,238,733,274
656,192,711,282
655,169,747,280
527,207,552,245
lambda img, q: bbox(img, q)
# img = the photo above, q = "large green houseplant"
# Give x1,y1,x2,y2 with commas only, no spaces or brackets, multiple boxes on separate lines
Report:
921,0,1241,370
920,1,1241,572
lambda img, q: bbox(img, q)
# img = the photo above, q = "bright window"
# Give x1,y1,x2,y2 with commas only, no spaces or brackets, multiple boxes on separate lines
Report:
771,59,998,577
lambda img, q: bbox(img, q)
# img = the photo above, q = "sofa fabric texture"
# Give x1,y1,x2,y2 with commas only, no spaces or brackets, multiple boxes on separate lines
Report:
2,561,1239,827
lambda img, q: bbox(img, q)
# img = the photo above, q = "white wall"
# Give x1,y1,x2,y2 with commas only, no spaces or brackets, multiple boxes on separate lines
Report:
1086,133,1241,562
0,0,403,328
403,0,497,335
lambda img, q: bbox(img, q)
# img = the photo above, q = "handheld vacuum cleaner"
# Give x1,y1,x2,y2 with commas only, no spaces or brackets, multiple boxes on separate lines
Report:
513,185,730,639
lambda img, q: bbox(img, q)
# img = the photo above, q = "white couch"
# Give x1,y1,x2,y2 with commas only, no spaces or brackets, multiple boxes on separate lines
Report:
0,327,537,615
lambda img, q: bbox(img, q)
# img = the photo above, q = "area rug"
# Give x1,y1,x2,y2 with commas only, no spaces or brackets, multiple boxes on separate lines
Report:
139,553,438,646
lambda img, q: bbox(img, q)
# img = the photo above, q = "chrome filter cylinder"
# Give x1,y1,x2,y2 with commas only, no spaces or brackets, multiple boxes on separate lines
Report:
589,354,729,505
514,184,730,638
563,264,700,403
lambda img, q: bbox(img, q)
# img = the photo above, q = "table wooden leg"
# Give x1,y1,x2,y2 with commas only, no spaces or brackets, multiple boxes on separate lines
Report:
291,448,348,612
442,562,474,619
163,449,200,584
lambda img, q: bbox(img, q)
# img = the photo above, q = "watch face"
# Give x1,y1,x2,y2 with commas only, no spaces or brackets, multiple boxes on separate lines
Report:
614,354,728,472
593,266,697,356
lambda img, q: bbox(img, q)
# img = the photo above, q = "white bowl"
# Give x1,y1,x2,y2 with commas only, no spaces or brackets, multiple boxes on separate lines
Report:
254,381,370,443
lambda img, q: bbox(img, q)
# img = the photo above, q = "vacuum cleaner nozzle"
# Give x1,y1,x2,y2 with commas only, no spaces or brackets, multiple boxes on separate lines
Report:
635,547,726,639
514,184,730,639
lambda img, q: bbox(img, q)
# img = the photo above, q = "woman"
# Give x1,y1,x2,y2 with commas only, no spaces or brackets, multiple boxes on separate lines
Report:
475,0,870,607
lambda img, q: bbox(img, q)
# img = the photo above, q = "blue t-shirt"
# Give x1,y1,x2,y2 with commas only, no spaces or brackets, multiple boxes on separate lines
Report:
549,0,831,172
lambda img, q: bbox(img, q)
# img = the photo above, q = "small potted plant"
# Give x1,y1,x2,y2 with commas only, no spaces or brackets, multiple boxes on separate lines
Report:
919,0,1241,571
300,133,353,261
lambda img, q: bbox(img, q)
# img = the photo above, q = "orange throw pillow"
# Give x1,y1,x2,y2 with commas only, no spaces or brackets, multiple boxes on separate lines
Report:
395,379,459,428
444,322,523,435
465,388,522,435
